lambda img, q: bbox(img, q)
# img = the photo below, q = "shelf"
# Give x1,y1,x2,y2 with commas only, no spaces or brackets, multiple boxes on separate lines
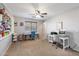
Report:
0,33,12,41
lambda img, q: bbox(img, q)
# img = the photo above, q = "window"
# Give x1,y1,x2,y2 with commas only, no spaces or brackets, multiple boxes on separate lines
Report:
25,21,37,32
31,22,37,32
25,21,31,32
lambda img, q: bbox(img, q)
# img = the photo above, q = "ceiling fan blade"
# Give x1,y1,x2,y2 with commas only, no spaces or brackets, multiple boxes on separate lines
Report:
41,13,47,15
40,15,44,18
38,10,40,14
35,10,40,14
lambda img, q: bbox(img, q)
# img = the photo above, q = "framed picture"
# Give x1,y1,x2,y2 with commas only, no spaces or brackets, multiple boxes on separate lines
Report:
20,22,24,26
0,8,5,14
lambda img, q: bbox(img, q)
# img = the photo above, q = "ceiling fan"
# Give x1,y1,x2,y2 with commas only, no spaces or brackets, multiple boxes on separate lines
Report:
34,9,47,18
30,4,47,19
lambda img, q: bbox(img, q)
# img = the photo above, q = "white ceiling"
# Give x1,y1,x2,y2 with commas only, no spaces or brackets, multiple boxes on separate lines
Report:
4,3,79,20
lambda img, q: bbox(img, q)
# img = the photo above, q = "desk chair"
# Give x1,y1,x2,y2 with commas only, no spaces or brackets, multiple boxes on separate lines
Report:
52,35,59,49
31,31,36,40
51,32,58,43
50,32,59,49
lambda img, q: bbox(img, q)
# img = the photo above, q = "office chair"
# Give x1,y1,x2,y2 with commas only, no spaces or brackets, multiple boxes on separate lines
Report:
50,32,59,49
31,31,36,40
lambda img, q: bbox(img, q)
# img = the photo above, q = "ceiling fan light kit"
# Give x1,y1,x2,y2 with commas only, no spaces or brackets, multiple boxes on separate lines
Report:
36,15,41,18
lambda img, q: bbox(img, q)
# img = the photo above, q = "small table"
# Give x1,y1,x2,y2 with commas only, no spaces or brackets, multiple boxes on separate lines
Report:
59,36,69,50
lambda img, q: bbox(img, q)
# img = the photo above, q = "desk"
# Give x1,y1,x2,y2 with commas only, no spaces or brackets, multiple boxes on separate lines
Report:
24,33,39,40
